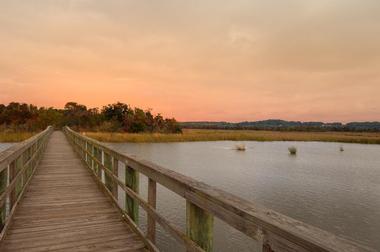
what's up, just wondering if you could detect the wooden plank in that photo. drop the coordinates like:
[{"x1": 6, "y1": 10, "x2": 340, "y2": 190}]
[
  {"x1": 0, "y1": 131, "x2": 146, "y2": 252},
  {"x1": 64, "y1": 126, "x2": 376, "y2": 252},
  {"x1": 125, "y1": 165, "x2": 139, "y2": 223}
]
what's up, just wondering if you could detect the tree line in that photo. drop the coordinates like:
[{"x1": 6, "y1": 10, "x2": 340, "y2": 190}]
[
  {"x1": 0, "y1": 102, "x2": 182, "y2": 133},
  {"x1": 181, "y1": 119, "x2": 380, "y2": 132}
]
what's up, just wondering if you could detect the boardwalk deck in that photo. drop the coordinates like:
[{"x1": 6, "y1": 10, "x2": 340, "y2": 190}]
[
  {"x1": 0, "y1": 128, "x2": 374, "y2": 252},
  {"x1": 0, "y1": 131, "x2": 146, "y2": 252}
]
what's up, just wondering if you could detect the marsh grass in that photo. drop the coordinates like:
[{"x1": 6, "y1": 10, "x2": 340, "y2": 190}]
[
  {"x1": 288, "y1": 146, "x2": 297, "y2": 155},
  {"x1": 235, "y1": 144, "x2": 246, "y2": 151},
  {"x1": 0, "y1": 132, "x2": 35, "y2": 142},
  {"x1": 83, "y1": 129, "x2": 380, "y2": 144}
]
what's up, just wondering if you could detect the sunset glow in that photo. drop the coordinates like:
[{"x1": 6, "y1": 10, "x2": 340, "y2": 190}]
[{"x1": 1, "y1": 1, "x2": 379, "y2": 122}]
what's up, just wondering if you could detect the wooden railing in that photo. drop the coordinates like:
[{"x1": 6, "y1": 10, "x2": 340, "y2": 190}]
[
  {"x1": 0, "y1": 126, "x2": 53, "y2": 240},
  {"x1": 64, "y1": 126, "x2": 375, "y2": 252}
]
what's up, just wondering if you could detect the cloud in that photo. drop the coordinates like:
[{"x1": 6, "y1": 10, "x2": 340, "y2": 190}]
[{"x1": 0, "y1": 0, "x2": 379, "y2": 121}]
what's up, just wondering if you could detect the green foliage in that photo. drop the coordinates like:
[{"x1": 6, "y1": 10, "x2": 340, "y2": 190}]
[{"x1": 0, "y1": 101, "x2": 181, "y2": 134}]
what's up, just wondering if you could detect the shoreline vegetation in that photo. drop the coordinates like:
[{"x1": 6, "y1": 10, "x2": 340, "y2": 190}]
[
  {"x1": 2, "y1": 129, "x2": 380, "y2": 144},
  {"x1": 0, "y1": 132, "x2": 35, "y2": 142},
  {"x1": 83, "y1": 129, "x2": 380, "y2": 144}
]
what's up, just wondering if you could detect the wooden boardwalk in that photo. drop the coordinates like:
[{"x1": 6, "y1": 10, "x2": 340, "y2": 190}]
[
  {"x1": 0, "y1": 131, "x2": 146, "y2": 252},
  {"x1": 0, "y1": 127, "x2": 374, "y2": 252}
]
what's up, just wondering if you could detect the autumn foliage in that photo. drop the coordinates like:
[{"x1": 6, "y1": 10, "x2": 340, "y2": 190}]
[{"x1": 0, "y1": 102, "x2": 181, "y2": 133}]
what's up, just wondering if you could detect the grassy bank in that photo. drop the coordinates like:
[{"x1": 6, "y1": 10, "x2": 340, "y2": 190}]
[
  {"x1": 83, "y1": 129, "x2": 380, "y2": 144},
  {"x1": 0, "y1": 132, "x2": 35, "y2": 142}
]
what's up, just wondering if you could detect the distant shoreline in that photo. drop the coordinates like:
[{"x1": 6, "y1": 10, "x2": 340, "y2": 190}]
[
  {"x1": 2, "y1": 129, "x2": 380, "y2": 144},
  {"x1": 83, "y1": 129, "x2": 380, "y2": 144}
]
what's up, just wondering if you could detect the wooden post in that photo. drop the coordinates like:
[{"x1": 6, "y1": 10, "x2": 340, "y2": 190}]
[
  {"x1": 91, "y1": 144, "x2": 95, "y2": 171},
  {"x1": 125, "y1": 165, "x2": 139, "y2": 223},
  {"x1": 85, "y1": 141, "x2": 88, "y2": 163},
  {"x1": 147, "y1": 178, "x2": 157, "y2": 243},
  {"x1": 186, "y1": 201, "x2": 214, "y2": 252},
  {"x1": 8, "y1": 161, "x2": 16, "y2": 209},
  {"x1": 15, "y1": 156, "x2": 23, "y2": 197},
  {"x1": 0, "y1": 168, "x2": 7, "y2": 230},
  {"x1": 112, "y1": 157, "x2": 118, "y2": 199},
  {"x1": 94, "y1": 147, "x2": 102, "y2": 178},
  {"x1": 104, "y1": 152, "x2": 113, "y2": 192}
]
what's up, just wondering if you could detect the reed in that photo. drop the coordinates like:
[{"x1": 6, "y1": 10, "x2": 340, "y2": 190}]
[
  {"x1": 0, "y1": 132, "x2": 35, "y2": 142},
  {"x1": 82, "y1": 129, "x2": 380, "y2": 144},
  {"x1": 235, "y1": 144, "x2": 246, "y2": 151},
  {"x1": 288, "y1": 146, "x2": 297, "y2": 155}
]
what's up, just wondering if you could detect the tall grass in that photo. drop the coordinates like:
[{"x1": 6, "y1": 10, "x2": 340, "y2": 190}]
[
  {"x1": 0, "y1": 132, "x2": 35, "y2": 142},
  {"x1": 288, "y1": 146, "x2": 297, "y2": 155},
  {"x1": 83, "y1": 129, "x2": 380, "y2": 144},
  {"x1": 235, "y1": 144, "x2": 246, "y2": 151}
]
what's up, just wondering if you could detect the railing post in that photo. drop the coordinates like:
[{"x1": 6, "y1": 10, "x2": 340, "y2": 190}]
[
  {"x1": 8, "y1": 161, "x2": 16, "y2": 209},
  {"x1": 125, "y1": 164, "x2": 139, "y2": 223},
  {"x1": 94, "y1": 147, "x2": 102, "y2": 178},
  {"x1": 101, "y1": 150, "x2": 105, "y2": 184},
  {"x1": 85, "y1": 141, "x2": 88, "y2": 163},
  {"x1": 112, "y1": 157, "x2": 118, "y2": 199},
  {"x1": 147, "y1": 178, "x2": 157, "y2": 243},
  {"x1": 0, "y1": 168, "x2": 7, "y2": 230},
  {"x1": 104, "y1": 152, "x2": 115, "y2": 194},
  {"x1": 91, "y1": 144, "x2": 95, "y2": 170},
  {"x1": 186, "y1": 201, "x2": 214, "y2": 252}
]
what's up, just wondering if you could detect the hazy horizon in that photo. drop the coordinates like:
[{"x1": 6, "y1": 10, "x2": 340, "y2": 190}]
[{"x1": 1, "y1": 1, "x2": 379, "y2": 122}]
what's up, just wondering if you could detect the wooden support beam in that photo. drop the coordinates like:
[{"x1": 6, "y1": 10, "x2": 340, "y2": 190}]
[
  {"x1": 112, "y1": 157, "x2": 119, "y2": 198},
  {"x1": 186, "y1": 201, "x2": 214, "y2": 252},
  {"x1": 0, "y1": 168, "x2": 7, "y2": 231},
  {"x1": 125, "y1": 165, "x2": 139, "y2": 223},
  {"x1": 63, "y1": 126, "x2": 377, "y2": 252},
  {"x1": 147, "y1": 178, "x2": 157, "y2": 243},
  {"x1": 104, "y1": 152, "x2": 113, "y2": 192}
]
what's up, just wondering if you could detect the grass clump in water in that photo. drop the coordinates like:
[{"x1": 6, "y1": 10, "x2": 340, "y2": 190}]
[
  {"x1": 288, "y1": 146, "x2": 297, "y2": 155},
  {"x1": 235, "y1": 144, "x2": 246, "y2": 151}
]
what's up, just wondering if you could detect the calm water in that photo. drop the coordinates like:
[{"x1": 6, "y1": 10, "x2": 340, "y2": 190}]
[{"x1": 107, "y1": 141, "x2": 380, "y2": 251}]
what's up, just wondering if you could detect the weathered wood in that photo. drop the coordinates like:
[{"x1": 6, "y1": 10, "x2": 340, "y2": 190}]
[
  {"x1": 0, "y1": 131, "x2": 146, "y2": 252},
  {"x1": 74, "y1": 144, "x2": 203, "y2": 252},
  {"x1": 70, "y1": 140, "x2": 158, "y2": 252},
  {"x1": 186, "y1": 201, "x2": 214, "y2": 252},
  {"x1": 125, "y1": 165, "x2": 139, "y2": 223},
  {"x1": 147, "y1": 178, "x2": 157, "y2": 243},
  {"x1": 64, "y1": 126, "x2": 376, "y2": 252},
  {"x1": 103, "y1": 151, "x2": 113, "y2": 193},
  {"x1": 0, "y1": 127, "x2": 52, "y2": 173},
  {"x1": 0, "y1": 168, "x2": 6, "y2": 230},
  {"x1": 112, "y1": 157, "x2": 119, "y2": 198}
]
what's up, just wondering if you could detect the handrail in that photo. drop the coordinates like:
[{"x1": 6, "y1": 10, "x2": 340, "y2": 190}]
[
  {"x1": 0, "y1": 126, "x2": 53, "y2": 241},
  {"x1": 63, "y1": 126, "x2": 375, "y2": 252}
]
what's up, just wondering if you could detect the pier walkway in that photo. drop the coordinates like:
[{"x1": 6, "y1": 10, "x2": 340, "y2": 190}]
[
  {"x1": 0, "y1": 131, "x2": 145, "y2": 251},
  {"x1": 0, "y1": 127, "x2": 375, "y2": 252}
]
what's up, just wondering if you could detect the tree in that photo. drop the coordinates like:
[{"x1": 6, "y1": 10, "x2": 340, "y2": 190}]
[
  {"x1": 102, "y1": 102, "x2": 130, "y2": 123},
  {"x1": 64, "y1": 102, "x2": 89, "y2": 127}
]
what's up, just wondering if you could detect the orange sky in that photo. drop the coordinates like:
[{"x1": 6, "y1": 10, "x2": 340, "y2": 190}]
[{"x1": 0, "y1": 1, "x2": 379, "y2": 122}]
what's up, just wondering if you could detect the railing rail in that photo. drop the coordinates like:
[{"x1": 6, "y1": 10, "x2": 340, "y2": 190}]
[
  {"x1": 0, "y1": 126, "x2": 53, "y2": 240},
  {"x1": 64, "y1": 126, "x2": 375, "y2": 252}
]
